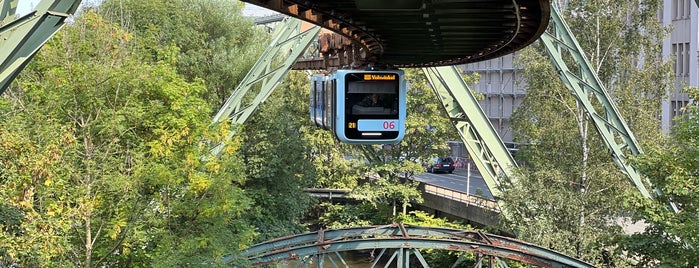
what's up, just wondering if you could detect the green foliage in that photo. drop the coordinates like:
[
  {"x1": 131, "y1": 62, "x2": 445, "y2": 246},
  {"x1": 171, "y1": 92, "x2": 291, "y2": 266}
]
[
  {"x1": 314, "y1": 202, "x2": 381, "y2": 229},
  {"x1": 565, "y1": 0, "x2": 672, "y2": 144},
  {"x1": 239, "y1": 71, "x2": 316, "y2": 241},
  {"x1": 503, "y1": 0, "x2": 672, "y2": 266},
  {"x1": 398, "y1": 68, "x2": 457, "y2": 162},
  {"x1": 619, "y1": 87, "x2": 699, "y2": 266},
  {"x1": 353, "y1": 175, "x2": 423, "y2": 218},
  {"x1": 1, "y1": 9, "x2": 254, "y2": 267},
  {"x1": 396, "y1": 210, "x2": 469, "y2": 229},
  {"x1": 0, "y1": 120, "x2": 75, "y2": 267},
  {"x1": 99, "y1": 0, "x2": 269, "y2": 108}
]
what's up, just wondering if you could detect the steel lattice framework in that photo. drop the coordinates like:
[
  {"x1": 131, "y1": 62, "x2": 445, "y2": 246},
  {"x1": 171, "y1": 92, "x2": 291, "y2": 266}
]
[{"x1": 231, "y1": 224, "x2": 594, "y2": 268}]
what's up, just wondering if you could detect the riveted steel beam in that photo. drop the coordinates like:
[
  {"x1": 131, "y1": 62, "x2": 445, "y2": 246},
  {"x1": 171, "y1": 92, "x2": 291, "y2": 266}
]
[
  {"x1": 539, "y1": 6, "x2": 676, "y2": 211},
  {"x1": 422, "y1": 66, "x2": 518, "y2": 200},
  {"x1": 209, "y1": 17, "x2": 320, "y2": 156},
  {"x1": 237, "y1": 225, "x2": 594, "y2": 268},
  {"x1": 0, "y1": 0, "x2": 82, "y2": 95}
]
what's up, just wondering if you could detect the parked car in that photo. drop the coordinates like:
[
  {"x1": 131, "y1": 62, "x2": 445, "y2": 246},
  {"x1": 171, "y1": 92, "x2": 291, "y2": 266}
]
[{"x1": 426, "y1": 157, "x2": 455, "y2": 173}]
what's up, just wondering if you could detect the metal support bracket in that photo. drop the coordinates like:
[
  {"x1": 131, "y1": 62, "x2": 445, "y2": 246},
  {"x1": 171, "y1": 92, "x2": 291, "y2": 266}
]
[
  {"x1": 422, "y1": 66, "x2": 518, "y2": 199},
  {"x1": 0, "y1": 0, "x2": 82, "y2": 95},
  {"x1": 209, "y1": 17, "x2": 320, "y2": 156},
  {"x1": 540, "y1": 6, "x2": 657, "y2": 200}
]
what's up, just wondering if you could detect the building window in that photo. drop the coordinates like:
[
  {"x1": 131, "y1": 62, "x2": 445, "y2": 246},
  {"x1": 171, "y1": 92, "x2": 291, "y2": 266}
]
[
  {"x1": 671, "y1": 100, "x2": 690, "y2": 120},
  {"x1": 678, "y1": 43, "x2": 684, "y2": 76},
  {"x1": 683, "y1": 42, "x2": 690, "y2": 77},
  {"x1": 671, "y1": 0, "x2": 676, "y2": 19},
  {"x1": 673, "y1": 0, "x2": 691, "y2": 19},
  {"x1": 672, "y1": 43, "x2": 690, "y2": 77},
  {"x1": 672, "y1": 43, "x2": 678, "y2": 76}
]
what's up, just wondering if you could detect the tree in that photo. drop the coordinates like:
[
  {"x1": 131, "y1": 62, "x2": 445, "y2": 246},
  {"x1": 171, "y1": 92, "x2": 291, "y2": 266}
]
[
  {"x1": 619, "y1": 87, "x2": 699, "y2": 266},
  {"x1": 238, "y1": 71, "x2": 316, "y2": 240},
  {"x1": 501, "y1": 0, "x2": 672, "y2": 265},
  {"x1": 1, "y1": 10, "x2": 254, "y2": 267},
  {"x1": 99, "y1": 0, "x2": 269, "y2": 108}
]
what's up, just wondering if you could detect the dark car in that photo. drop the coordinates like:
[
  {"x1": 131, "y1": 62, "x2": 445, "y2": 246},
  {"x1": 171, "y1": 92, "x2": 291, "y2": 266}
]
[{"x1": 426, "y1": 157, "x2": 456, "y2": 173}]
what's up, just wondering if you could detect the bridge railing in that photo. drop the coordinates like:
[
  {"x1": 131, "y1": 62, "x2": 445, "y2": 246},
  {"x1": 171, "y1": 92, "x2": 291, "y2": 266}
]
[
  {"x1": 420, "y1": 183, "x2": 499, "y2": 212},
  {"x1": 303, "y1": 182, "x2": 500, "y2": 212}
]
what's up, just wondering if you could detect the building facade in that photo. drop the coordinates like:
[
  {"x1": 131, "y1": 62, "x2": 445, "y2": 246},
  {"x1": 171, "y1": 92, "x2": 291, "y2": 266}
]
[{"x1": 662, "y1": 0, "x2": 698, "y2": 132}]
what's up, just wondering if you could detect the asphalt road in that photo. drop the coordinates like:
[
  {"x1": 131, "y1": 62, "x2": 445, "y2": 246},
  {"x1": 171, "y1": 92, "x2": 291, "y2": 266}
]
[{"x1": 413, "y1": 168, "x2": 495, "y2": 200}]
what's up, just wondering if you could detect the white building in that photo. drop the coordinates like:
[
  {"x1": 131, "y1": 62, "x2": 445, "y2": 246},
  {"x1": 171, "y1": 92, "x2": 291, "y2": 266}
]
[
  {"x1": 662, "y1": 0, "x2": 697, "y2": 132},
  {"x1": 453, "y1": 1, "x2": 698, "y2": 154},
  {"x1": 459, "y1": 53, "x2": 523, "y2": 143}
]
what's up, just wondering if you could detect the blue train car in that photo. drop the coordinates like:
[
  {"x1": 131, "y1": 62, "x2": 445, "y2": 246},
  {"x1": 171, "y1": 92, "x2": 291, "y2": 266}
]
[{"x1": 310, "y1": 69, "x2": 406, "y2": 144}]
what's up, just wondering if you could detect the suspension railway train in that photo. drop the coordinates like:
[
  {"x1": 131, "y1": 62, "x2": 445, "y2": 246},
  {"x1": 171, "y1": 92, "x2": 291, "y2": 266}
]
[{"x1": 310, "y1": 69, "x2": 406, "y2": 144}]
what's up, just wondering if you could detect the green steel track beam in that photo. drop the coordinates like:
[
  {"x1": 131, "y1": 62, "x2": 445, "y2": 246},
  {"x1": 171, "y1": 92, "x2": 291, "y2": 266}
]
[
  {"x1": 539, "y1": 7, "x2": 658, "y2": 201},
  {"x1": 210, "y1": 17, "x2": 320, "y2": 156},
  {"x1": 422, "y1": 66, "x2": 518, "y2": 199},
  {"x1": 0, "y1": 0, "x2": 82, "y2": 95}
]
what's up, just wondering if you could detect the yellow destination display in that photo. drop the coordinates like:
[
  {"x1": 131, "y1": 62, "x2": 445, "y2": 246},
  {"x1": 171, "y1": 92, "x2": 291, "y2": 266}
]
[{"x1": 363, "y1": 74, "x2": 396, "y2": 81}]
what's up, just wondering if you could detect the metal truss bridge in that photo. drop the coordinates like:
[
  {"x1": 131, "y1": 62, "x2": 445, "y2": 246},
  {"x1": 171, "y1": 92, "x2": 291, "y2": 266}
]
[{"x1": 232, "y1": 224, "x2": 593, "y2": 268}]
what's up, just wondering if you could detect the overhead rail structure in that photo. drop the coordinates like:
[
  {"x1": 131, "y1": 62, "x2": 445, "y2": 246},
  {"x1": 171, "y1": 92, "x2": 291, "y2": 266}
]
[
  {"x1": 232, "y1": 224, "x2": 595, "y2": 267},
  {"x1": 241, "y1": 0, "x2": 550, "y2": 68}
]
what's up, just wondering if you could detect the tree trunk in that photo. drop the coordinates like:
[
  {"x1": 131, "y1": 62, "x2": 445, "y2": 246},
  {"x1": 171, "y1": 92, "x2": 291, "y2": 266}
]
[
  {"x1": 82, "y1": 126, "x2": 95, "y2": 268},
  {"x1": 576, "y1": 104, "x2": 590, "y2": 258}
]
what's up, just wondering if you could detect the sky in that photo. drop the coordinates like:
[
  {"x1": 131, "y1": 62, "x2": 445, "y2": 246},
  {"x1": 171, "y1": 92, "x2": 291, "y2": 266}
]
[
  {"x1": 16, "y1": 0, "x2": 37, "y2": 16},
  {"x1": 16, "y1": 1, "x2": 277, "y2": 17}
]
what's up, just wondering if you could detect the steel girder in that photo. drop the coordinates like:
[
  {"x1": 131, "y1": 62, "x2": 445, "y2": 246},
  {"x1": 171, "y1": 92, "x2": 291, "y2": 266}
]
[
  {"x1": 0, "y1": 0, "x2": 82, "y2": 95},
  {"x1": 236, "y1": 224, "x2": 595, "y2": 268},
  {"x1": 209, "y1": 17, "x2": 320, "y2": 156},
  {"x1": 422, "y1": 66, "x2": 518, "y2": 199},
  {"x1": 539, "y1": 7, "x2": 665, "y2": 204}
]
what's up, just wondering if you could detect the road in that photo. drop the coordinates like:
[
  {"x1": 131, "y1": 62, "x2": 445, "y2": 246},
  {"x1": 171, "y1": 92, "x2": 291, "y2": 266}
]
[{"x1": 413, "y1": 168, "x2": 495, "y2": 200}]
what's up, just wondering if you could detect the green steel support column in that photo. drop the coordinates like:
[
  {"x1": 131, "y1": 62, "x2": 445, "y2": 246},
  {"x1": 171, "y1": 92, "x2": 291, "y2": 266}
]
[
  {"x1": 422, "y1": 66, "x2": 518, "y2": 199},
  {"x1": 0, "y1": 0, "x2": 82, "y2": 94},
  {"x1": 539, "y1": 7, "x2": 658, "y2": 201},
  {"x1": 209, "y1": 17, "x2": 320, "y2": 156}
]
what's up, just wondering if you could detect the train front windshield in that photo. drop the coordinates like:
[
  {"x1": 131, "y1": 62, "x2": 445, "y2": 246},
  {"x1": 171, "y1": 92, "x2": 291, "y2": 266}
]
[
  {"x1": 347, "y1": 81, "x2": 398, "y2": 116},
  {"x1": 343, "y1": 72, "x2": 401, "y2": 140}
]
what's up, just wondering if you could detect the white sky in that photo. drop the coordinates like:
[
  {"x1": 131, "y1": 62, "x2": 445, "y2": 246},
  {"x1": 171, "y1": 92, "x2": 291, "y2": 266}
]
[
  {"x1": 241, "y1": 3, "x2": 277, "y2": 17},
  {"x1": 16, "y1": 0, "x2": 37, "y2": 16},
  {"x1": 16, "y1": 1, "x2": 277, "y2": 17}
]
